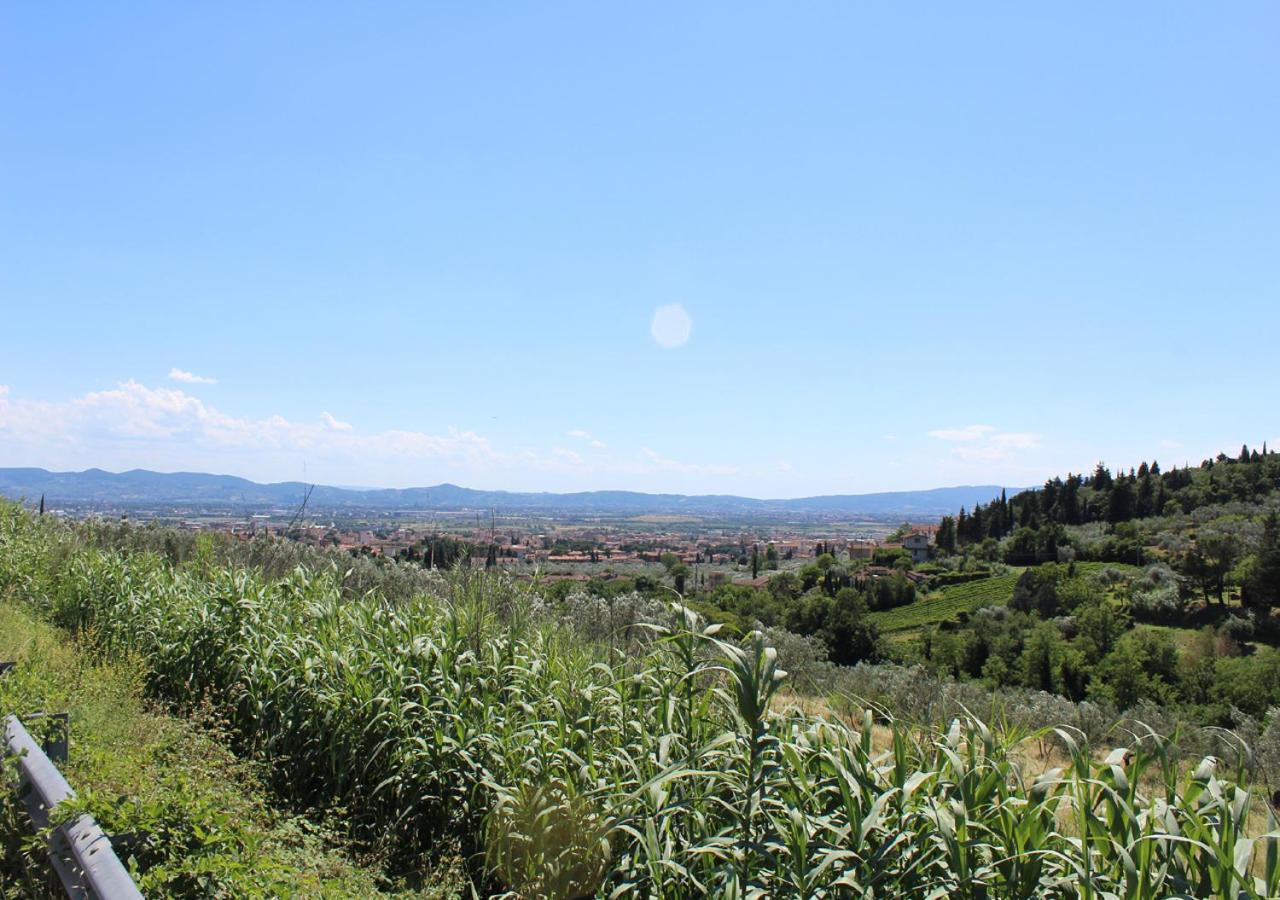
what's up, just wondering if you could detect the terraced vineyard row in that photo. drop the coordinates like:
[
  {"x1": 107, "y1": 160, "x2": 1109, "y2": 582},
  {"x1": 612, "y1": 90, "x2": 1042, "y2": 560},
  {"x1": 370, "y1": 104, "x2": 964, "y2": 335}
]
[
  {"x1": 870, "y1": 562, "x2": 1141, "y2": 634},
  {"x1": 870, "y1": 572, "x2": 1022, "y2": 632}
]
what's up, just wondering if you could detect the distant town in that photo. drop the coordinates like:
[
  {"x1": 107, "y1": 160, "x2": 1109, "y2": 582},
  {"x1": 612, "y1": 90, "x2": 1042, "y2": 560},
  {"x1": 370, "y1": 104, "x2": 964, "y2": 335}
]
[
  {"x1": 0, "y1": 467, "x2": 999, "y2": 589},
  {"x1": 27, "y1": 496, "x2": 942, "y2": 588}
]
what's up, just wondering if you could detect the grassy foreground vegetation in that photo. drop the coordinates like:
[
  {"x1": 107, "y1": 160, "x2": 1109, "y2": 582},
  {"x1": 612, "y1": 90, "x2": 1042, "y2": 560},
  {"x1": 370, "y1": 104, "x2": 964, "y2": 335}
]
[
  {"x1": 0, "y1": 602, "x2": 412, "y2": 897},
  {"x1": 2, "y1": 502, "x2": 1279, "y2": 897}
]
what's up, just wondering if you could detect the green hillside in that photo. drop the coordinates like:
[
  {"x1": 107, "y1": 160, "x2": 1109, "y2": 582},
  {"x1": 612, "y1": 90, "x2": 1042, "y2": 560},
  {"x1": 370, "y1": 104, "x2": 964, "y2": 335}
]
[{"x1": 2, "y1": 503, "x2": 1277, "y2": 897}]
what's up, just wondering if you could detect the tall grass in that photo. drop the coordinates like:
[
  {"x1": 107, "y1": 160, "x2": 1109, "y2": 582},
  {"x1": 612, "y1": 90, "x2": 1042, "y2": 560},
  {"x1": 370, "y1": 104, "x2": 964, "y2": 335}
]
[
  {"x1": 2, "y1": 503, "x2": 1278, "y2": 897},
  {"x1": 0, "y1": 599, "x2": 414, "y2": 896}
]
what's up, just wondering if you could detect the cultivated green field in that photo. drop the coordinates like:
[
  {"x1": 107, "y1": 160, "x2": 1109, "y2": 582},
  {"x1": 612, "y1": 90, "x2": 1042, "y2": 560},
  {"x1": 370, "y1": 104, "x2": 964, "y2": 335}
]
[
  {"x1": 870, "y1": 562, "x2": 1142, "y2": 634},
  {"x1": 870, "y1": 572, "x2": 1022, "y2": 633}
]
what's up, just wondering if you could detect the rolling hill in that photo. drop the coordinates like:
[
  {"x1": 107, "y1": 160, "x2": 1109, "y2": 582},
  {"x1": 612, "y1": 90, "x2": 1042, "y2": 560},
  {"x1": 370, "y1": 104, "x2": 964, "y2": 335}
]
[{"x1": 0, "y1": 467, "x2": 1018, "y2": 518}]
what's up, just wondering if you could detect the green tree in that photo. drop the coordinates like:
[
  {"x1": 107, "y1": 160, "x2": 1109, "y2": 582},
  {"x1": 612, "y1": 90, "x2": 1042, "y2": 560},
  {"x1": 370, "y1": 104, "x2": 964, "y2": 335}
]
[
  {"x1": 1075, "y1": 599, "x2": 1129, "y2": 662},
  {"x1": 887, "y1": 522, "x2": 914, "y2": 542},
  {"x1": 671, "y1": 563, "x2": 690, "y2": 595},
  {"x1": 783, "y1": 590, "x2": 832, "y2": 636},
  {"x1": 1020, "y1": 623, "x2": 1064, "y2": 693},
  {"x1": 1107, "y1": 481, "x2": 1135, "y2": 524},
  {"x1": 936, "y1": 516, "x2": 957, "y2": 555},
  {"x1": 1010, "y1": 565, "x2": 1070, "y2": 618},
  {"x1": 822, "y1": 589, "x2": 881, "y2": 665},
  {"x1": 1243, "y1": 512, "x2": 1280, "y2": 611},
  {"x1": 1090, "y1": 630, "x2": 1180, "y2": 709},
  {"x1": 1210, "y1": 650, "x2": 1280, "y2": 719},
  {"x1": 764, "y1": 543, "x2": 779, "y2": 570},
  {"x1": 767, "y1": 571, "x2": 802, "y2": 603},
  {"x1": 1179, "y1": 531, "x2": 1240, "y2": 604}
]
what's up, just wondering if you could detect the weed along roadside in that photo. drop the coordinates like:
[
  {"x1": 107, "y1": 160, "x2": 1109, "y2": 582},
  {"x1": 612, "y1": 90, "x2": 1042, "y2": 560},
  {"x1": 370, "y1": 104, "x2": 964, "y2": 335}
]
[
  {"x1": 0, "y1": 596, "x2": 419, "y2": 897},
  {"x1": 3, "y1": 709, "x2": 143, "y2": 899}
]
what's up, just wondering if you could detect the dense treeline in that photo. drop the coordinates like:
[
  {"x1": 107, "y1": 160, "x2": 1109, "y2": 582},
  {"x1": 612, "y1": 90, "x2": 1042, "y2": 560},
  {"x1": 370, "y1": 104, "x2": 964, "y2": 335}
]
[
  {"x1": 542, "y1": 552, "x2": 914, "y2": 667},
  {"x1": 941, "y1": 444, "x2": 1277, "y2": 556},
  {"x1": 951, "y1": 444, "x2": 1279, "y2": 541}
]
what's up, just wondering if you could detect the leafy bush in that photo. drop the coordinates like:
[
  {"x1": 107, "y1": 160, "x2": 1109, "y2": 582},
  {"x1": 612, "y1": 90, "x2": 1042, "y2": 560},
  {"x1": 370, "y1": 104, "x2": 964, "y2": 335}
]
[
  {"x1": 922, "y1": 569, "x2": 993, "y2": 589},
  {"x1": 1127, "y1": 563, "x2": 1187, "y2": 622}
]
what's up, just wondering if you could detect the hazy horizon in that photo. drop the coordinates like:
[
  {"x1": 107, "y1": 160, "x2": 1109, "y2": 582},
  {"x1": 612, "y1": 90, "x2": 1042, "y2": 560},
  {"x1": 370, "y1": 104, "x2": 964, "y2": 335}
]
[{"x1": 0, "y1": 462, "x2": 1030, "y2": 501}]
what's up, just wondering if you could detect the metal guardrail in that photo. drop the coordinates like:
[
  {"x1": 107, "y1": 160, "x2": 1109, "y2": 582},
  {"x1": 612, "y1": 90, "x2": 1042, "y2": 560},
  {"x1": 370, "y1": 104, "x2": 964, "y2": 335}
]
[{"x1": 3, "y1": 713, "x2": 144, "y2": 899}]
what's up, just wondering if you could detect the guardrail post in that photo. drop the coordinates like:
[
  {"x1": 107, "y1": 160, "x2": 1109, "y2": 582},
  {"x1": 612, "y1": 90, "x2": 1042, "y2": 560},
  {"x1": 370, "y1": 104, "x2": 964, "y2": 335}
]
[
  {"x1": 24, "y1": 711, "x2": 71, "y2": 764},
  {"x1": 3, "y1": 713, "x2": 143, "y2": 899}
]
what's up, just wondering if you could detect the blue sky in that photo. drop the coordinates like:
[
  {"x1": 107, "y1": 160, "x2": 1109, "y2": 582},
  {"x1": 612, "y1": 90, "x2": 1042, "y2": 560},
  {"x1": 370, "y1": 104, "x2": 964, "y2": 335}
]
[{"x1": 2, "y1": 3, "x2": 1277, "y2": 496}]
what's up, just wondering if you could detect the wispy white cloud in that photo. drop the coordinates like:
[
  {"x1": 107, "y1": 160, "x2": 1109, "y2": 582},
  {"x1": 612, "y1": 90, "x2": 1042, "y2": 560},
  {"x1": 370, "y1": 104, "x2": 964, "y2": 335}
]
[
  {"x1": 322, "y1": 412, "x2": 352, "y2": 432},
  {"x1": 553, "y1": 447, "x2": 584, "y2": 465},
  {"x1": 567, "y1": 428, "x2": 606, "y2": 449},
  {"x1": 0, "y1": 380, "x2": 499, "y2": 469},
  {"x1": 928, "y1": 424, "x2": 1042, "y2": 463},
  {"x1": 168, "y1": 368, "x2": 217, "y2": 385},
  {"x1": 0, "y1": 381, "x2": 750, "y2": 490},
  {"x1": 928, "y1": 425, "x2": 996, "y2": 442},
  {"x1": 639, "y1": 447, "x2": 739, "y2": 477}
]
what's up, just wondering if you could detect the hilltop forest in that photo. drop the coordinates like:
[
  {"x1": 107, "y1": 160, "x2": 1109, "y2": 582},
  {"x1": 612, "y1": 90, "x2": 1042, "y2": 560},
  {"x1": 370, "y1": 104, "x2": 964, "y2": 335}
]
[{"x1": 938, "y1": 443, "x2": 1280, "y2": 583}]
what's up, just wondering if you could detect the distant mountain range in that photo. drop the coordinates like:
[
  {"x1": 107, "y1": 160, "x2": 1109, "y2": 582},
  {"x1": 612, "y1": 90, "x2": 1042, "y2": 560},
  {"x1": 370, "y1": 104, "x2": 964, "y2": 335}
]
[{"x1": 0, "y1": 467, "x2": 1018, "y2": 519}]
